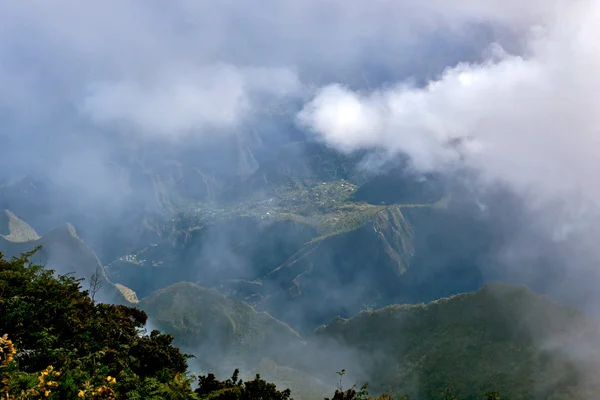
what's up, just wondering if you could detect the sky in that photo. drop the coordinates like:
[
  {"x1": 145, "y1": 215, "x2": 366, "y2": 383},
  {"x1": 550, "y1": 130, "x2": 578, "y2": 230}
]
[
  {"x1": 0, "y1": 0, "x2": 550, "y2": 142},
  {"x1": 299, "y1": 0, "x2": 600, "y2": 200},
  {"x1": 0, "y1": 0, "x2": 505, "y2": 200},
  {"x1": 0, "y1": 1, "x2": 588, "y2": 183}
]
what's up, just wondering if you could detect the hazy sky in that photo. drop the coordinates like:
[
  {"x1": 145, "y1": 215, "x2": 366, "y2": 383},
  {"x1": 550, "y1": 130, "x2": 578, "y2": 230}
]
[
  {"x1": 299, "y1": 0, "x2": 600, "y2": 201},
  {"x1": 0, "y1": 0, "x2": 545, "y2": 140},
  {"x1": 1, "y1": 0, "x2": 598, "y2": 239}
]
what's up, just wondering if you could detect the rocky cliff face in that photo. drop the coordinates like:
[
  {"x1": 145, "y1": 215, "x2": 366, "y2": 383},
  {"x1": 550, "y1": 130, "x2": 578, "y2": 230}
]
[{"x1": 0, "y1": 209, "x2": 40, "y2": 242}]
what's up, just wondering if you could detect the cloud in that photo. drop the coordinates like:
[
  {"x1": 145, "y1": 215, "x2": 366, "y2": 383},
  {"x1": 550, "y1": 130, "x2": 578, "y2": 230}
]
[
  {"x1": 81, "y1": 64, "x2": 302, "y2": 136},
  {"x1": 0, "y1": 0, "x2": 565, "y2": 141},
  {"x1": 299, "y1": 0, "x2": 600, "y2": 198},
  {"x1": 0, "y1": 0, "x2": 591, "y2": 215},
  {"x1": 294, "y1": 0, "x2": 600, "y2": 314}
]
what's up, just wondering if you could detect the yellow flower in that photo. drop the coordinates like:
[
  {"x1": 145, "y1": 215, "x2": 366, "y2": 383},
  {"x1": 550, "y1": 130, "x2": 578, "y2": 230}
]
[
  {"x1": 44, "y1": 390, "x2": 50, "y2": 397},
  {"x1": 78, "y1": 390, "x2": 85, "y2": 398},
  {"x1": 106, "y1": 376, "x2": 116, "y2": 385}
]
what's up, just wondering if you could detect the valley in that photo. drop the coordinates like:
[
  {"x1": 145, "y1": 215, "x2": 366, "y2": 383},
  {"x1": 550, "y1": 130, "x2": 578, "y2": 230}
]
[
  {"x1": 1, "y1": 147, "x2": 598, "y2": 399},
  {"x1": 1, "y1": 2, "x2": 598, "y2": 398}
]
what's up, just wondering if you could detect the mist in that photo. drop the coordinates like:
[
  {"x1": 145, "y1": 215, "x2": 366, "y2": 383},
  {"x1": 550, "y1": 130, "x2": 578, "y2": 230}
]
[
  {"x1": 0, "y1": 0, "x2": 513, "y2": 270},
  {"x1": 2, "y1": 0, "x2": 600, "y2": 398},
  {"x1": 299, "y1": 0, "x2": 600, "y2": 307}
]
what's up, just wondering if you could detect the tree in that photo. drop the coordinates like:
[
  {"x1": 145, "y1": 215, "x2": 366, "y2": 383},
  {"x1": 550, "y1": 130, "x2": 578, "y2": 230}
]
[
  {"x1": 485, "y1": 392, "x2": 501, "y2": 400},
  {"x1": 0, "y1": 250, "x2": 195, "y2": 399},
  {"x1": 88, "y1": 265, "x2": 103, "y2": 303},
  {"x1": 195, "y1": 369, "x2": 291, "y2": 400}
]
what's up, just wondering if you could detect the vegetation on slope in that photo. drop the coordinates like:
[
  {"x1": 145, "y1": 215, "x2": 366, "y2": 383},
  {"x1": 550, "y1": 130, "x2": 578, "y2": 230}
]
[
  {"x1": 0, "y1": 249, "x2": 195, "y2": 399},
  {"x1": 139, "y1": 282, "x2": 305, "y2": 374},
  {"x1": 316, "y1": 283, "x2": 600, "y2": 400},
  {"x1": 0, "y1": 249, "x2": 396, "y2": 400},
  {"x1": 0, "y1": 249, "x2": 309, "y2": 400},
  {"x1": 1, "y1": 248, "x2": 568, "y2": 400},
  {"x1": 244, "y1": 359, "x2": 330, "y2": 400}
]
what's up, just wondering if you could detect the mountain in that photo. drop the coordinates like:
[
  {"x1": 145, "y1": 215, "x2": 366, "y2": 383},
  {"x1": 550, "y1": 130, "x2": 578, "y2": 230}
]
[
  {"x1": 0, "y1": 177, "x2": 60, "y2": 233},
  {"x1": 105, "y1": 178, "x2": 428, "y2": 331},
  {"x1": 0, "y1": 209, "x2": 40, "y2": 242},
  {"x1": 6, "y1": 136, "x2": 598, "y2": 398},
  {"x1": 103, "y1": 168, "x2": 524, "y2": 333},
  {"x1": 139, "y1": 282, "x2": 305, "y2": 375},
  {"x1": 0, "y1": 211, "x2": 136, "y2": 304},
  {"x1": 314, "y1": 282, "x2": 600, "y2": 400},
  {"x1": 255, "y1": 205, "x2": 414, "y2": 328},
  {"x1": 138, "y1": 279, "x2": 600, "y2": 399},
  {"x1": 10, "y1": 221, "x2": 574, "y2": 400},
  {"x1": 0, "y1": 139, "x2": 514, "y2": 332}
]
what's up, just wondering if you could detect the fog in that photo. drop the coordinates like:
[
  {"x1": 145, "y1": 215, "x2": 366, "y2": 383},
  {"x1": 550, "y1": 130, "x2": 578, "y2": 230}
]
[{"x1": 2, "y1": 0, "x2": 600, "y2": 397}]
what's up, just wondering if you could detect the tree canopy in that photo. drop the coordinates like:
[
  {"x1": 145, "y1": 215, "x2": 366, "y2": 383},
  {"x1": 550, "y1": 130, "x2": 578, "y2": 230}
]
[{"x1": 0, "y1": 249, "x2": 194, "y2": 399}]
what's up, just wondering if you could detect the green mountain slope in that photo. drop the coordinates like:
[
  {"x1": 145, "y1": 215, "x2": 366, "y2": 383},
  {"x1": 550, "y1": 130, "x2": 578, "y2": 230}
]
[
  {"x1": 314, "y1": 282, "x2": 600, "y2": 400},
  {"x1": 139, "y1": 282, "x2": 306, "y2": 375}
]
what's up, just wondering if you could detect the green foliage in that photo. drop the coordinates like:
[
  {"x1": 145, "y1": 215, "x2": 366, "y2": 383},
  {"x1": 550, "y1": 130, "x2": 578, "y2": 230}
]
[
  {"x1": 324, "y1": 370, "x2": 370, "y2": 400},
  {"x1": 195, "y1": 369, "x2": 292, "y2": 400},
  {"x1": 322, "y1": 370, "x2": 500, "y2": 400},
  {"x1": 138, "y1": 282, "x2": 304, "y2": 374},
  {"x1": 0, "y1": 249, "x2": 195, "y2": 399},
  {"x1": 316, "y1": 283, "x2": 599, "y2": 399},
  {"x1": 484, "y1": 392, "x2": 501, "y2": 400}
]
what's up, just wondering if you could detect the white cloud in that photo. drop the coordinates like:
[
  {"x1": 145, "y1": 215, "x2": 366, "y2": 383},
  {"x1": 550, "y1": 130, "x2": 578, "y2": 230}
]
[
  {"x1": 81, "y1": 64, "x2": 302, "y2": 136},
  {"x1": 0, "y1": 0, "x2": 592, "y2": 202},
  {"x1": 0, "y1": 0, "x2": 568, "y2": 140},
  {"x1": 299, "y1": 0, "x2": 600, "y2": 197}
]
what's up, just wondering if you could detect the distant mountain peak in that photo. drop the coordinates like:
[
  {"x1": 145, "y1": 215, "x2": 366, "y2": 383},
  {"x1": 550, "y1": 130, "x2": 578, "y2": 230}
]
[
  {"x1": 0, "y1": 209, "x2": 40, "y2": 242},
  {"x1": 45, "y1": 222, "x2": 80, "y2": 240}
]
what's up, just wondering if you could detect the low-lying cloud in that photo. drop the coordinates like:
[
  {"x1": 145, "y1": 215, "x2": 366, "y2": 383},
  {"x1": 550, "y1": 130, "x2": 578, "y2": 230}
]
[
  {"x1": 82, "y1": 64, "x2": 302, "y2": 136},
  {"x1": 299, "y1": 0, "x2": 600, "y2": 199}
]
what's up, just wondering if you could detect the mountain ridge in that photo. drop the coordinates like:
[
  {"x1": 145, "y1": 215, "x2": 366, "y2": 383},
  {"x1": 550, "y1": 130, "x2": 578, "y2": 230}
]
[{"x1": 0, "y1": 213, "x2": 135, "y2": 305}]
